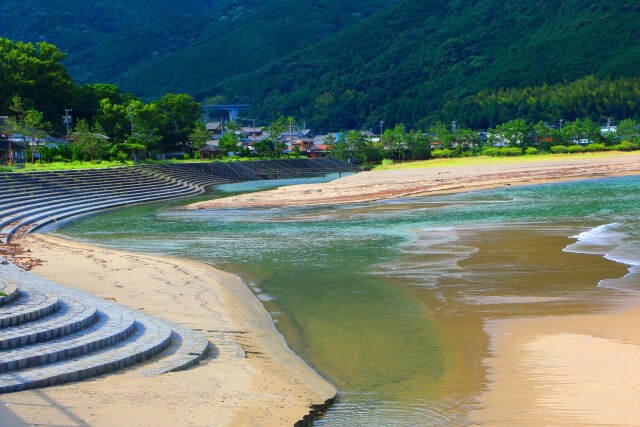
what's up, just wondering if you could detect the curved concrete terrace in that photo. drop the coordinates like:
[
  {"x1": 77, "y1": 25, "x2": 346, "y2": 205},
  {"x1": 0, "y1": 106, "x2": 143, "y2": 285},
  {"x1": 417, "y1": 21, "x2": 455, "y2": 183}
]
[{"x1": 0, "y1": 160, "x2": 352, "y2": 395}]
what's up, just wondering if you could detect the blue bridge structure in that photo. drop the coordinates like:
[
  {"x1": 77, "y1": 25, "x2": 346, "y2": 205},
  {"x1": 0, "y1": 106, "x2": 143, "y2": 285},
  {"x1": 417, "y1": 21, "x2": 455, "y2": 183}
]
[{"x1": 201, "y1": 104, "x2": 251, "y2": 122}]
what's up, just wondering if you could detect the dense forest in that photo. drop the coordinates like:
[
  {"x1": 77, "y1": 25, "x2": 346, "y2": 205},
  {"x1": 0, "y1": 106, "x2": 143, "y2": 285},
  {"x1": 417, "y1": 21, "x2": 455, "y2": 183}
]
[
  {"x1": 2, "y1": 36, "x2": 640, "y2": 168},
  {"x1": 0, "y1": 0, "x2": 397, "y2": 99},
  {"x1": 214, "y1": 0, "x2": 640, "y2": 130},
  {"x1": 2, "y1": 1, "x2": 640, "y2": 131}
]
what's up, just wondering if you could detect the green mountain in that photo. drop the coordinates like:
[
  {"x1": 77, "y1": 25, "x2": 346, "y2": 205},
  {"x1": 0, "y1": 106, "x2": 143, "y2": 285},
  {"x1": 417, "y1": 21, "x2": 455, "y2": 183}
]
[
  {"x1": 0, "y1": 0, "x2": 396, "y2": 98},
  {"x1": 213, "y1": 0, "x2": 640, "y2": 130},
  {"x1": 2, "y1": 0, "x2": 640, "y2": 130}
]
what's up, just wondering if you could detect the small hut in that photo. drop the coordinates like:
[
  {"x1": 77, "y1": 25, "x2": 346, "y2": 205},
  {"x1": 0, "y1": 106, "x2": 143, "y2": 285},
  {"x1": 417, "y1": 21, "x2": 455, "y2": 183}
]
[{"x1": 199, "y1": 145, "x2": 223, "y2": 160}]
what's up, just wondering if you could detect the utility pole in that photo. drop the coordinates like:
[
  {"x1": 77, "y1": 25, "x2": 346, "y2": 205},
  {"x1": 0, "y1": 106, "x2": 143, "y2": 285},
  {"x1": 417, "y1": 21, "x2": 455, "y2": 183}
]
[
  {"x1": 128, "y1": 104, "x2": 135, "y2": 134},
  {"x1": 238, "y1": 117, "x2": 257, "y2": 143},
  {"x1": 379, "y1": 121, "x2": 384, "y2": 136},
  {"x1": 452, "y1": 120, "x2": 457, "y2": 148},
  {"x1": 559, "y1": 119, "x2": 563, "y2": 130},
  {"x1": 607, "y1": 117, "x2": 612, "y2": 131},
  {"x1": 63, "y1": 109, "x2": 73, "y2": 143}
]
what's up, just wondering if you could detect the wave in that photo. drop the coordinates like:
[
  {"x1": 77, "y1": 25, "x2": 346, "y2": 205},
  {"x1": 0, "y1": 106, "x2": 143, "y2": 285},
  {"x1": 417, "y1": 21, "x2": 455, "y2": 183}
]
[{"x1": 563, "y1": 223, "x2": 640, "y2": 291}]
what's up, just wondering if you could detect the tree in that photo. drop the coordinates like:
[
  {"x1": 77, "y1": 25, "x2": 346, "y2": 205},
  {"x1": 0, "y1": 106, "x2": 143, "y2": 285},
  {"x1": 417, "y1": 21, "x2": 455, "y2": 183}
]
[
  {"x1": 72, "y1": 119, "x2": 109, "y2": 161},
  {"x1": 218, "y1": 132, "x2": 240, "y2": 156},
  {"x1": 428, "y1": 121, "x2": 454, "y2": 150},
  {"x1": 189, "y1": 120, "x2": 211, "y2": 154},
  {"x1": 381, "y1": 124, "x2": 408, "y2": 160},
  {"x1": 332, "y1": 130, "x2": 368, "y2": 163},
  {"x1": 532, "y1": 121, "x2": 555, "y2": 151},
  {"x1": 615, "y1": 119, "x2": 638, "y2": 143},
  {"x1": 490, "y1": 119, "x2": 531, "y2": 149},
  {"x1": 95, "y1": 98, "x2": 130, "y2": 144},
  {"x1": 408, "y1": 130, "x2": 431, "y2": 160},
  {"x1": 561, "y1": 118, "x2": 601, "y2": 145},
  {"x1": 0, "y1": 39, "x2": 75, "y2": 123},
  {"x1": 456, "y1": 128, "x2": 479, "y2": 154},
  {"x1": 157, "y1": 93, "x2": 201, "y2": 152},
  {"x1": 23, "y1": 109, "x2": 50, "y2": 163}
]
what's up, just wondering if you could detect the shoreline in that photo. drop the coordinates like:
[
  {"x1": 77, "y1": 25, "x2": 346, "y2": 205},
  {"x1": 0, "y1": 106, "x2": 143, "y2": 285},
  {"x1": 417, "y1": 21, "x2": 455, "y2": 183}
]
[
  {"x1": 471, "y1": 292, "x2": 640, "y2": 425},
  {"x1": 1, "y1": 234, "x2": 336, "y2": 426},
  {"x1": 3, "y1": 154, "x2": 640, "y2": 425},
  {"x1": 187, "y1": 152, "x2": 640, "y2": 209}
]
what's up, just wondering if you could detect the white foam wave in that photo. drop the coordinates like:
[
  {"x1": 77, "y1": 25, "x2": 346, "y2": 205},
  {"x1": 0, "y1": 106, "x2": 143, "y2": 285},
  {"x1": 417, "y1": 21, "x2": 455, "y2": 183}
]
[{"x1": 564, "y1": 223, "x2": 640, "y2": 291}]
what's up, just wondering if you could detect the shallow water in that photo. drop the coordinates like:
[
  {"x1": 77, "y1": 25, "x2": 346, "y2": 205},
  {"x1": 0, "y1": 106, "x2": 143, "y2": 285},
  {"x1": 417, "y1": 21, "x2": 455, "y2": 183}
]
[{"x1": 49, "y1": 175, "x2": 640, "y2": 425}]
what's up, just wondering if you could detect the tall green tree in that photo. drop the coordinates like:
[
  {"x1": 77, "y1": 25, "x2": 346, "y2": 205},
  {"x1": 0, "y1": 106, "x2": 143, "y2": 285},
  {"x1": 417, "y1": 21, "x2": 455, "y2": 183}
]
[
  {"x1": 157, "y1": 93, "x2": 201, "y2": 152},
  {"x1": 0, "y1": 38, "x2": 75, "y2": 122},
  {"x1": 490, "y1": 119, "x2": 531, "y2": 149},
  {"x1": 615, "y1": 119, "x2": 638, "y2": 143}
]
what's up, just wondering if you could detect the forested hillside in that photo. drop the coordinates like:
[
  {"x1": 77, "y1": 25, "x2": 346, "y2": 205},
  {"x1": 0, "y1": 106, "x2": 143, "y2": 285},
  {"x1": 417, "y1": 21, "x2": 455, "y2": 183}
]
[
  {"x1": 0, "y1": 0, "x2": 396, "y2": 98},
  {"x1": 2, "y1": 0, "x2": 640, "y2": 130},
  {"x1": 214, "y1": 0, "x2": 640, "y2": 130}
]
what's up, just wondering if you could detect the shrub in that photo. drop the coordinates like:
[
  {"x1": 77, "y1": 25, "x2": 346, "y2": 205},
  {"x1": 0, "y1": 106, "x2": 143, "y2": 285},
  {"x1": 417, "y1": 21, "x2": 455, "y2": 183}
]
[
  {"x1": 502, "y1": 147, "x2": 521, "y2": 156},
  {"x1": 183, "y1": 154, "x2": 191, "y2": 160},
  {"x1": 0, "y1": 166, "x2": 11, "y2": 172},
  {"x1": 381, "y1": 158, "x2": 395, "y2": 166},
  {"x1": 612, "y1": 141, "x2": 637, "y2": 151},
  {"x1": 567, "y1": 145, "x2": 585, "y2": 153},
  {"x1": 431, "y1": 148, "x2": 454, "y2": 158},
  {"x1": 52, "y1": 155, "x2": 69, "y2": 163},
  {"x1": 483, "y1": 147, "x2": 521, "y2": 156},
  {"x1": 551, "y1": 145, "x2": 568, "y2": 154},
  {"x1": 583, "y1": 143, "x2": 606, "y2": 152},
  {"x1": 116, "y1": 151, "x2": 129, "y2": 163},
  {"x1": 525, "y1": 147, "x2": 538, "y2": 155}
]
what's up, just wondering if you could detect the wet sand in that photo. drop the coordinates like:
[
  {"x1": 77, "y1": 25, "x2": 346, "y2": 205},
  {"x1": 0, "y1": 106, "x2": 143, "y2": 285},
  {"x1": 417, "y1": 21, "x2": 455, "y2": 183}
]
[
  {"x1": 456, "y1": 228, "x2": 640, "y2": 426},
  {"x1": 0, "y1": 235, "x2": 335, "y2": 427},
  {"x1": 188, "y1": 152, "x2": 640, "y2": 209},
  {"x1": 3, "y1": 154, "x2": 640, "y2": 426}
]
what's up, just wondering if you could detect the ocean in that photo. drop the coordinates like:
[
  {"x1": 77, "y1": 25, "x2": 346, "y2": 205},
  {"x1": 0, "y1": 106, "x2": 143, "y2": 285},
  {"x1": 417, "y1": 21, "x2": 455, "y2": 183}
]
[{"x1": 49, "y1": 174, "x2": 640, "y2": 425}]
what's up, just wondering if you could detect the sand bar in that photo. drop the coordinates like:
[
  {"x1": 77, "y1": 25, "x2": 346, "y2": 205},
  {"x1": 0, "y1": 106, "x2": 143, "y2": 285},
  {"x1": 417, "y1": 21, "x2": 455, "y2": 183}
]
[
  {"x1": 188, "y1": 152, "x2": 640, "y2": 209},
  {"x1": 0, "y1": 234, "x2": 335, "y2": 427},
  {"x1": 187, "y1": 152, "x2": 640, "y2": 425},
  {"x1": 471, "y1": 295, "x2": 640, "y2": 425},
  {"x1": 3, "y1": 153, "x2": 640, "y2": 426}
]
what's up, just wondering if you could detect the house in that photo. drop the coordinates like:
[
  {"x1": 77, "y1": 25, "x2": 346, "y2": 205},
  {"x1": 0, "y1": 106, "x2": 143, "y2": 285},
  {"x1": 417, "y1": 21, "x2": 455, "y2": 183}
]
[
  {"x1": 0, "y1": 136, "x2": 27, "y2": 166},
  {"x1": 601, "y1": 125, "x2": 617, "y2": 135},
  {"x1": 240, "y1": 126, "x2": 263, "y2": 143},
  {"x1": 206, "y1": 121, "x2": 224, "y2": 135}
]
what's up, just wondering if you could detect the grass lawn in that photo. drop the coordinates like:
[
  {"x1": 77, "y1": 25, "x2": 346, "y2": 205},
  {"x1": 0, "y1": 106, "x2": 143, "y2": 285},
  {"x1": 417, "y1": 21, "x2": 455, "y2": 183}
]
[{"x1": 373, "y1": 151, "x2": 638, "y2": 171}]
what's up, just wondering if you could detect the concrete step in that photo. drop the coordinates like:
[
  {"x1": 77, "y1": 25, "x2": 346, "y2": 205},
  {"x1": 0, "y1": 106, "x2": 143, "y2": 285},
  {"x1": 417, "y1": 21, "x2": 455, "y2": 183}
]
[
  {"x1": 0, "y1": 281, "x2": 20, "y2": 306},
  {"x1": 0, "y1": 310, "x2": 136, "y2": 373},
  {"x1": 0, "y1": 316, "x2": 172, "y2": 393},
  {"x1": 135, "y1": 324, "x2": 210, "y2": 377},
  {"x1": 0, "y1": 301, "x2": 98, "y2": 350},
  {"x1": 0, "y1": 289, "x2": 60, "y2": 328}
]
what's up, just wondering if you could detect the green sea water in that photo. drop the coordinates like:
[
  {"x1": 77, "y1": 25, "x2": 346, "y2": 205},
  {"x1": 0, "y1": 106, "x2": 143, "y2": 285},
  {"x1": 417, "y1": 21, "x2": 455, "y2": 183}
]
[{"x1": 48, "y1": 174, "x2": 640, "y2": 425}]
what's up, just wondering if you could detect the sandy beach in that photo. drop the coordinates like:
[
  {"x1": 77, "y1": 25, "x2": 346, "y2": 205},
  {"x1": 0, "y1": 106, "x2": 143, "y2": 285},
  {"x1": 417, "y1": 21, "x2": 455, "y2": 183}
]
[
  {"x1": 470, "y1": 295, "x2": 640, "y2": 425},
  {"x1": 189, "y1": 152, "x2": 640, "y2": 209},
  {"x1": 3, "y1": 152, "x2": 640, "y2": 426},
  {"x1": 184, "y1": 152, "x2": 640, "y2": 425},
  {"x1": 0, "y1": 234, "x2": 336, "y2": 427}
]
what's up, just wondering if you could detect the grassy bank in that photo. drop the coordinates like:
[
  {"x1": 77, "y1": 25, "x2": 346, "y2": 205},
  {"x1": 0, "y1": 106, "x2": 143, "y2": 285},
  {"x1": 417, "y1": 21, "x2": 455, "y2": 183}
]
[{"x1": 373, "y1": 151, "x2": 635, "y2": 171}]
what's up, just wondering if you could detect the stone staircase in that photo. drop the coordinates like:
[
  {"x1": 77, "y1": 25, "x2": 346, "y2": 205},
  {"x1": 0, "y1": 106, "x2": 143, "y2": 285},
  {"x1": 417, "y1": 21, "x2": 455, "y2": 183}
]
[
  {"x1": 0, "y1": 257, "x2": 209, "y2": 393},
  {"x1": 0, "y1": 164, "x2": 229, "y2": 393},
  {"x1": 0, "y1": 164, "x2": 229, "y2": 244}
]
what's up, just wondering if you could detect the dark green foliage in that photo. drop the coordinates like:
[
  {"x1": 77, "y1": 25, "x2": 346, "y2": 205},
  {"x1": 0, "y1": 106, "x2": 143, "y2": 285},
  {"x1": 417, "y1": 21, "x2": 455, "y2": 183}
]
[
  {"x1": 0, "y1": 0, "x2": 396, "y2": 99},
  {"x1": 0, "y1": 39, "x2": 74, "y2": 124},
  {"x1": 3, "y1": 1, "x2": 640, "y2": 139},
  {"x1": 441, "y1": 76, "x2": 640, "y2": 129},
  {"x1": 214, "y1": 0, "x2": 640, "y2": 130}
]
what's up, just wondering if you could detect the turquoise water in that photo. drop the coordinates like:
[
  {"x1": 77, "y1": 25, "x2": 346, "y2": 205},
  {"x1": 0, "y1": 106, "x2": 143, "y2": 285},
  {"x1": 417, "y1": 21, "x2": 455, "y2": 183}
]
[{"x1": 49, "y1": 175, "x2": 640, "y2": 425}]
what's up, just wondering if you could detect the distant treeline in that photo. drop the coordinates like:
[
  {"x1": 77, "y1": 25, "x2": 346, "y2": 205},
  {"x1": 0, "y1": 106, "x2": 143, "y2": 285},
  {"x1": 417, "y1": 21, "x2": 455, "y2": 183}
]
[{"x1": 441, "y1": 76, "x2": 640, "y2": 130}]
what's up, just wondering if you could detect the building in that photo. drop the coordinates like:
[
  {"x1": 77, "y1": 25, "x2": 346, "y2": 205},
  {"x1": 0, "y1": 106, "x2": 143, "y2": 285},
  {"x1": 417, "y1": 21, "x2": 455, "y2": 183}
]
[{"x1": 0, "y1": 137, "x2": 27, "y2": 166}]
